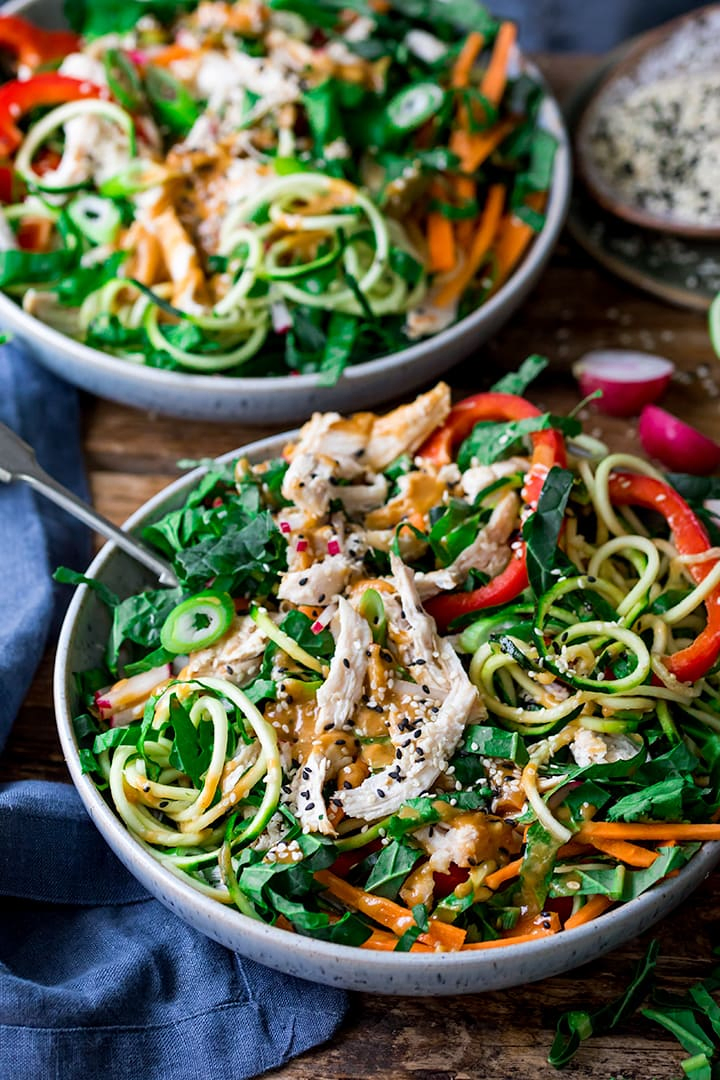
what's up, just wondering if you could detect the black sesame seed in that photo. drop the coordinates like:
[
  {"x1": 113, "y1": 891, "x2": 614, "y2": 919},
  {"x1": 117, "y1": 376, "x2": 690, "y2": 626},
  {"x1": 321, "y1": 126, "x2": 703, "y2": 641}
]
[
  {"x1": 305, "y1": 802, "x2": 316, "y2": 811},
  {"x1": 422, "y1": 685, "x2": 430, "y2": 694},
  {"x1": 343, "y1": 781, "x2": 352, "y2": 789},
  {"x1": 299, "y1": 577, "x2": 308, "y2": 586},
  {"x1": 343, "y1": 658, "x2": 350, "y2": 669},
  {"x1": 377, "y1": 789, "x2": 386, "y2": 798}
]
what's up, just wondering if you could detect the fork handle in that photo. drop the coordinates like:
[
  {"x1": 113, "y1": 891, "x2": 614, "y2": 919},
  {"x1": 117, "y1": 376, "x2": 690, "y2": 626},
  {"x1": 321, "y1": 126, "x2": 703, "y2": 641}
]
[{"x1": 21, "y1": 467, "x2": 180, "y2": 588}]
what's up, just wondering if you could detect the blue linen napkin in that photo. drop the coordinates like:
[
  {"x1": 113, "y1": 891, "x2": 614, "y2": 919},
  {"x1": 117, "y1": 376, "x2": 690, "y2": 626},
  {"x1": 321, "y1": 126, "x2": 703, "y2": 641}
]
[{"x1": 0, "y1": 342, "x2": 348, "y2": 1079}]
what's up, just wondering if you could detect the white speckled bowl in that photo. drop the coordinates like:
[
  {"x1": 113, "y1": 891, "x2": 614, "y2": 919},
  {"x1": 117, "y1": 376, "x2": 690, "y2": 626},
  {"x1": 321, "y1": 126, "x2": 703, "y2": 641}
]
[
  {"x1": 54, "y1": 433, "x2": 720, "y2": 994},
  {"x1": 1, "y1": 0, "x2": 571, "y2": 423}
]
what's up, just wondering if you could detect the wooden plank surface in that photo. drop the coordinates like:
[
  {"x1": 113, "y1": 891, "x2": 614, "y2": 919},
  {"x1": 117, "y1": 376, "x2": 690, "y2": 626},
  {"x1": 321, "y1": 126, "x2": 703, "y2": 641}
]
[{"x1": 4, "y1": 53, "x2": 720, "y2": 1080}]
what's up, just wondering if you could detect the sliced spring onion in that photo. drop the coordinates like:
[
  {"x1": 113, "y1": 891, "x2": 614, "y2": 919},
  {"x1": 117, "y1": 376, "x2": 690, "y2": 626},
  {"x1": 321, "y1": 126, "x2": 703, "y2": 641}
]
[
  {"x1": 15, "y1": 100, "x2": 137, "y2": 194},
  {"x1": 160, "y1": 591, "x2": 234, "y2": 654},
  {"x1": 144, "y1": 64, "x2": 199, "y2": 134},
  {"x1": 250, "y1": 605, "x2": 328, "y2": 677},
  {"x1": 358, "y1": 588, "x2": 387, "y2": 645},
  {"x1": 103, "y1": 48, "x2": 144, "y2": 112},
  {"x1": 67, "y1": 194, "x2": 122, "y2": 245},
  {"x1": 385, "y1": 82, "x2": 445, "y2": 134}
]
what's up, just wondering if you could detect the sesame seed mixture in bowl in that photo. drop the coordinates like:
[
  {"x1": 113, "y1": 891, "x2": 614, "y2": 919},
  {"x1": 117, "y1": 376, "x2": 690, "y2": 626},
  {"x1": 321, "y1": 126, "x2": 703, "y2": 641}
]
[
  {"x1": 576, "y1": 4, "x2": 720, "y2": 237},
  {"x1": 57, "y1": 359, "x2": 720, "y2": 963}
]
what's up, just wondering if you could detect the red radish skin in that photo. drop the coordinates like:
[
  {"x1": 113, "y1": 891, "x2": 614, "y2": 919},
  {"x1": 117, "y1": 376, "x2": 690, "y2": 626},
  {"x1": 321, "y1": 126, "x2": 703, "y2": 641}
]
[
  {"x1": 573, "y1": 350, "x2": 674, "y2": 417},
  {"x1": 638, "y1": 404, "x2": 720, "y2": 475}
]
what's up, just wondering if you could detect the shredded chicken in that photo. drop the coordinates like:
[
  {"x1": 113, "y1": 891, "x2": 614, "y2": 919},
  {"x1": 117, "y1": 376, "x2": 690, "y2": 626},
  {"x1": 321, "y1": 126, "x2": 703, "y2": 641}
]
[
  {"x1": 314, "y1": 598, "x2": 372, "y2": 734},
  {"x1": 178, "y1": 615, "x2": 268, "y2": 683},
  {"x1": 414, "y1": 491, "x2": 519, "y2": 600}
]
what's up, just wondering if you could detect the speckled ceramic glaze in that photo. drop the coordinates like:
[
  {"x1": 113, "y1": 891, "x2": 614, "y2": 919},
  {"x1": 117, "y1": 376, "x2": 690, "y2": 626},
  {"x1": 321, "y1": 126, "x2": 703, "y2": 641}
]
[
  {"x1": 1, "y1": 0, "x2": 571, "y2": 423},
  {"x1": 54, "y1": 434, "x2": 720, "y2": 995}
]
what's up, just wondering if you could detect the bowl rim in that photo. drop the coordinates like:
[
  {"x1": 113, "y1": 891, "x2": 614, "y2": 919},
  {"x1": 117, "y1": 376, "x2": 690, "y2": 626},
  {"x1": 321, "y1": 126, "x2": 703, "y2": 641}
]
[
  {"x1": 0, "y1": 2, "x2": 572, "y2": 396},
  {"x1": 53, "y1": 430, "x2": 720, "y2": 980},
  {"x1": 574, "y1": 2, "x2": 720, "y2": 239}
]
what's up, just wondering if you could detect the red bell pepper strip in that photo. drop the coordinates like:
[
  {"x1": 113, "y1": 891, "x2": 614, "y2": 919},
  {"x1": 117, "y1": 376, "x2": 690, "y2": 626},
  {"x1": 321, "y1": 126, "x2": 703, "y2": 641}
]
[
  {"x1": 0, "y1": 15, "x2": 79, "y2": 72},
  {"x1": 608, "y1": 472, "x2": 720, "y2": 683},
  {"x1": 418, "y1": 392, "x2": 567, "y2": 632},
  {"x1": 0, "y1": 164, "x2": 13, "y2": 202},
  {"x1": 0, "y1": 73, "x2": 108, "y2": 156}
]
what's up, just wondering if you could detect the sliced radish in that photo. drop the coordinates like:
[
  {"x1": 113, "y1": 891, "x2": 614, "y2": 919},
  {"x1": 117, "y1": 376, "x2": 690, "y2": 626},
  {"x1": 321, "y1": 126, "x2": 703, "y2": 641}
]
[
  {"x1": 271, "y1": 300, "x2": 292, "y2": 335},
  {"x1": 638, "y1": 404, "x2": 720, "y2": 475},
  {"x1": 573, "y1": 350, "x2": 674, "y2": 417},
  {"x1": 95, "y1": 663, "x2": 172, "y2": 721}
]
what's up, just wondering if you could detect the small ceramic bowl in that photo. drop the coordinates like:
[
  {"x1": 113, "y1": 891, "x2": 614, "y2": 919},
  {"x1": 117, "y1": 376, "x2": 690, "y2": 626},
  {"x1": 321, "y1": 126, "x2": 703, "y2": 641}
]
[
  {"x1": 576, "y1": 4, "x2": 720, "y2": 238},
  {"x1": 0, "y1": 0, "x2": 571, "y2": 423},
  {"x1": 53, "y1": 433, "x2": 720, "y2": 995}
]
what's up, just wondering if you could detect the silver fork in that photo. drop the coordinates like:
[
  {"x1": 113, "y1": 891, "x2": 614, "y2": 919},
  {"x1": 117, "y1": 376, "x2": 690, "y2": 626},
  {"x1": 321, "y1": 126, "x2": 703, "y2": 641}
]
[{"x1": 0, "y1": 420, "x2": 180, "y2": 588}]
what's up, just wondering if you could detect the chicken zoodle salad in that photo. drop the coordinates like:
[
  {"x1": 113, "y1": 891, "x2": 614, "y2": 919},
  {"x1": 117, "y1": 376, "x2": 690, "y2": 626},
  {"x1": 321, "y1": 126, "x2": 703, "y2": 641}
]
[
  {"x1": 0, "y1": 0, "x2": 555, "y2": 382},
  {"x1": 63, "y1": 357, "x2": 720, "y2": 952}
]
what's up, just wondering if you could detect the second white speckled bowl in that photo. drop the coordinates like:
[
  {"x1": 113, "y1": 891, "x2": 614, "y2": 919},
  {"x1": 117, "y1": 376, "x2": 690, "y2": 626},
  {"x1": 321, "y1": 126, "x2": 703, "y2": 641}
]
[
  {"x1": 54, "y1": 433, "x2": 720, "y2": 994},
  {"x1": 0, "y1": 0, "x2": 571, "y2": 422}
]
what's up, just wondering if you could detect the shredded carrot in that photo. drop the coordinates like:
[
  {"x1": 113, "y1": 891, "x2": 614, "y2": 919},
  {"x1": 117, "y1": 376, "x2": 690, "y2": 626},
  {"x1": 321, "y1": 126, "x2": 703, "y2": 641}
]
[
  {"x1": 453, "y1": 174, "x2": 477, "y2": 247},
  {"x1": 462, "y1": 911, "x2": 560, "y2": 950},
  {"x1": 564, "y1": 895, "x2": 613, "y2": 930},
  {"x1": 576, "y1": 823, "x2": 720, "y2": 842},
  {"x1": 490, "y1": 190, "x2": 547, "y2": 292},
  {"x1": 314, "y1": 869, "x2": 466, "y2": 951},
  {"x1": 360, "y1": 929, "x2": 433, "y2": 953},
  {"x1": 450, "y1": 119, "x2": 514, "y2": 174},
  {"x1": 588, "y1": 837, "x2": 658, "y2": 868},
  {"x1": 452, "y1": 31, "x2": 484, "y2": 89},
  {"x1": 432, "y1": 183, "x2": 505, "y2": 308},
  {"x1": 298, "y1": 605, "x2": 322, "y2": 621},
  {"x1": 484, "y1": 856, "x2": 522, "y2": 891},
  {"x1": 427, "y1": 208, "x2": 456, "y2": 274},
  {"x1": 480, "y1": 21, "x2": 517, "y2": 106},
  {"x1": 17, "y1": 217, "x2": 52, "y2": 252},
  {"x1": 148, "y1": 43, "x2": 194, "y2": 67}
]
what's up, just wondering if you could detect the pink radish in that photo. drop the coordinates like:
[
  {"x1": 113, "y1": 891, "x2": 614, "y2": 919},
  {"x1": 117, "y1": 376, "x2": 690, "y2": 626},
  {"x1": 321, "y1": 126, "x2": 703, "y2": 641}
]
[
  {"x1": 638, "y1": 404, "x2": 720, "y2": 475},
  {"x1": 573, "y1": 351, "x2": 674, "y2": 417}
]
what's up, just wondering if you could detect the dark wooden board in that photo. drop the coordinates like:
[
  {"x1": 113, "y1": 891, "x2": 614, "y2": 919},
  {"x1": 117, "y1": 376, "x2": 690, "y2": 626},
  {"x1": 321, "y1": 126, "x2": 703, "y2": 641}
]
[{"x1": 4, "y1": 54, "x2": 720, "y2": 1080}]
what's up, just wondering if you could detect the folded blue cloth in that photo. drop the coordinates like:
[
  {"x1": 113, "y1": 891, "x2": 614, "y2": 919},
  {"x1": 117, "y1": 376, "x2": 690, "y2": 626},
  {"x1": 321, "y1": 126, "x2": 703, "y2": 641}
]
[{"x1": 0, "y1": 343, "x2": 348, "y2": 1079}]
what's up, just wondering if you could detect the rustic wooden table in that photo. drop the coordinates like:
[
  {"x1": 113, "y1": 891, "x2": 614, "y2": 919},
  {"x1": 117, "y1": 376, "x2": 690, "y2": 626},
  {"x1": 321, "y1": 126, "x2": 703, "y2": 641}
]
[{"x1": 3, "y1": 54, "x2": 720, "y2": 1080}]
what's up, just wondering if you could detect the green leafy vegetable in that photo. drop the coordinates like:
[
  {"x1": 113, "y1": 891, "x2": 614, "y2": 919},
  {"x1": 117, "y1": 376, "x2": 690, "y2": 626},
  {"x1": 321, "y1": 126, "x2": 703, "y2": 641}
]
[
  {"x1": 464, "y1": 724, "x2": 529, "y2": 766},
  {"x1": 364, "y1": 839, "x2": 423, "y2": 900},
  {"x1": 523, "y1": 467, "x2": 575, "y2": 597},
  {"x1": 457, "y1": 415, "x2": 580, "y2": 471},
  {"x1": 174, "y1": 511, "x2": 286, "y2": 595},
  {"x1": 491, "y1": 354, "x2": 548, "y2": 395},
  {"x1": 548, "y1": 940, "x2": 660, "y2": 1068},
  {"x1": 167, "y1": 694, "x2": 215, "y2": 789}
]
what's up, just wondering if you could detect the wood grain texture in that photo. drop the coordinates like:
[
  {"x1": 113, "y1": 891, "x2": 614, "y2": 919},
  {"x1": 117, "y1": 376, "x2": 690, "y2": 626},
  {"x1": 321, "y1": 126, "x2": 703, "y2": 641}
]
[{"x1": 5, "y1": 53, "x2": 720, "y2": 1080}]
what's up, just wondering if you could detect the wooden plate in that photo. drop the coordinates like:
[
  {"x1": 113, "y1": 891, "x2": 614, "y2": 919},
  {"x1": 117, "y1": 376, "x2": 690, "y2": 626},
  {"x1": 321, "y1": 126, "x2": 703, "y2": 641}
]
[{"x1": 566, "y1": 52, "x2": 720, "y2": 312}]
